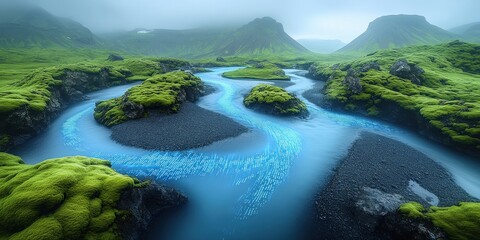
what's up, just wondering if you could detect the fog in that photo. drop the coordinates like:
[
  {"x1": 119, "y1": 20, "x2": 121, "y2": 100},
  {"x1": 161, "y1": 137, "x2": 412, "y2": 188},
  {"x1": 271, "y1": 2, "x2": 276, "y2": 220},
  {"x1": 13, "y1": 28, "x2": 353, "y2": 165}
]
[{"x1": 3, "y1": 0, "x2": 479, "y2": 42}]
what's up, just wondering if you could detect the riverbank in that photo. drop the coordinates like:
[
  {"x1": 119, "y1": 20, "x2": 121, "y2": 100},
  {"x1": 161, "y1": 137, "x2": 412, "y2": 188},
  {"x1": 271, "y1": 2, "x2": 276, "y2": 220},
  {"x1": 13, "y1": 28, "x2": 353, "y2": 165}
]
[
  {"x1": 110, "y1": 102, "x2": 248, "y2": 151},
  {"x1": 310, "y1": 132, "x2": 476, "y2": 239}
]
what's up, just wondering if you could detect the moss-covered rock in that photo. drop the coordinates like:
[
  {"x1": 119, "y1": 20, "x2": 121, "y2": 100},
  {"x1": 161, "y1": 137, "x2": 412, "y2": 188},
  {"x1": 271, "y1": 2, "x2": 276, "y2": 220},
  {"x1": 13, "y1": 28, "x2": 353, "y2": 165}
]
[
  {"x1": 94, "y1": 71, "x2": 204, "y2": 127},
  {"x1": 399, "y1": 201, "x2": 480, "y2": 240},
  {"x1": 0, "y1": 152, "x2": 185, "y2": 240},
  {"x1": 308, "y1": 41, "x2": 480, "y2": 155},
  {"x1": 222, "y1": 62, "x2": 290, "y2": 80},
  {"x1": 244, "y1": 84, "x2": 308, "y2": 116}
]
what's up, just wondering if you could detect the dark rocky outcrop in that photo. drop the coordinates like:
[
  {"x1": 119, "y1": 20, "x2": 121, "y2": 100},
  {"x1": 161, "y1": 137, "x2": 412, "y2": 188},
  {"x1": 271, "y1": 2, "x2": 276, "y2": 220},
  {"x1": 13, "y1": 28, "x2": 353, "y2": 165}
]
[
  {"x1": 216, "y1": 56, "x2": 226, "y2": 62},
  {"x1": 380, "y1": 211, "x2": 446, "y2": 240},
  {"x1": 117, "y1": 183, "x2": 187, "y2": 240},
  {"x1": 108, "y1": 54, "x2": 125, "y2": 61},
  {"x1": 390, "y1": 60, "x2": 425, "y2": 85},
  {"x1": 343, "y1": 69, "x2": 363, "y2": 94},
  {"x1": 360, "y1": 61, "x2": 381, "y2": 72}
]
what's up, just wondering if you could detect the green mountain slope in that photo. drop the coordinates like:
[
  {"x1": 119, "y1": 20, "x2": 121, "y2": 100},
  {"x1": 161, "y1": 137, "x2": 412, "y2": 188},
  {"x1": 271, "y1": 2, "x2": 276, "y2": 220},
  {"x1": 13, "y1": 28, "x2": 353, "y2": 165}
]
[
  {"x1": 297, "y1": 39, "x2": 346, "y2": 54},
  {"x1": 450, "y1": 22, "x2": 480, "y2": 43},
  {"x1": 105, "y1": 17, "x2": 310, "y2": 58},
  {"x1": 0, "y1": 5, "x2": 100, "y2": 48},
  {"x1": 338, "y1": 15, "x2": 459, "y2": 53}
]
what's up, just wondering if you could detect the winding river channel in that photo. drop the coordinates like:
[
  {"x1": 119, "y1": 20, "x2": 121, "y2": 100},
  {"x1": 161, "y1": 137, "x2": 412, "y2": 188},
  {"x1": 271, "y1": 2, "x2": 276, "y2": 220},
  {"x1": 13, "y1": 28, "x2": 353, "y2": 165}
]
[{"x1": 13, "y1": 67, "x2": 480, "y2": 240}]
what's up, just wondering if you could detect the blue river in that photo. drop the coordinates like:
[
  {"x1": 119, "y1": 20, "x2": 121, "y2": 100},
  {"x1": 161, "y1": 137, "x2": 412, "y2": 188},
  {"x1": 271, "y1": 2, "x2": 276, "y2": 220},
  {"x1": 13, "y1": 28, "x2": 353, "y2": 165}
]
[{"x1": 13, "y1": 67, "x2": 480, "y2": 240}]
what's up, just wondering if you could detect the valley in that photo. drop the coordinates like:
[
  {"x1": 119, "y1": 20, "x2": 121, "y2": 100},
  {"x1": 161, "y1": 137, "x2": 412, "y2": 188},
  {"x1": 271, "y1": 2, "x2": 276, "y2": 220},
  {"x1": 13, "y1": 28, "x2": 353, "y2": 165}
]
[{"x1": 1, "y1": 2, "x2": 479, "y2": 240}]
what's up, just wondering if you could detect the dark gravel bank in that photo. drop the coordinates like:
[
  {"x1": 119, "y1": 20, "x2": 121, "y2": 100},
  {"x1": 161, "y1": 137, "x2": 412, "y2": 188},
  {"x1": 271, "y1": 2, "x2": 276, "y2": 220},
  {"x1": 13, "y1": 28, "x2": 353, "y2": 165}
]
[
  {"x1": 310, "y1": 132, "x2": 475, "y2": 239},
  {"x1": 111, "y1": 102, "x2": 248, "y2": 151},
  {"x1": 302, "y1": 82, "x2": 325, "y2": 106}
]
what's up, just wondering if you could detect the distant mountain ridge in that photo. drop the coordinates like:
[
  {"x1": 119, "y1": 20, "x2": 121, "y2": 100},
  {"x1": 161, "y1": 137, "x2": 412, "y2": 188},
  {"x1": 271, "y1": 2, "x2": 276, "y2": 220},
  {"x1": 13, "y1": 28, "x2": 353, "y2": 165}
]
[
  {"x1": 0, "y1": 5, "x2": 100, "y2": 48},
  {"x1": 450, "y1": 22, "x2": 480, "y2": 43},
  {"x1": 338, "y1": 14, "x2": 459, "y2": 53},
  {"x1": 297, "y1": 39, "x2": 345, "y2": 54},
  {"x1": 104, "y1": 17, "x2": 310, "y2": 58}
]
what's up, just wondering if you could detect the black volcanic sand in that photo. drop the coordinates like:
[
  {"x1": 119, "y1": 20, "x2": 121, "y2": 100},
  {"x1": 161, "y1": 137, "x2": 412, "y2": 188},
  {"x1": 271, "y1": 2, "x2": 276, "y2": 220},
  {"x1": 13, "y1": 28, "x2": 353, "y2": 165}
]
[
  {"x1": 111, "y1": 102, "x2": 248, "y2": 151},
  {"x1": 302, "y1": 82, "x2": 325, "y2": 106},
  {"x1": 310, "y1": 132, "x2": 475, "y2": 240}
]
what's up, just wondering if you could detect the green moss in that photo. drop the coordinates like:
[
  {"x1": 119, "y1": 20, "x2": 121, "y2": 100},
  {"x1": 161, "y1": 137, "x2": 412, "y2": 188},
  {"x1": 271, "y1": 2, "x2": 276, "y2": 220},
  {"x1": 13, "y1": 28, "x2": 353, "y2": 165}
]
[
  {"x1": 222, "y1": 62, "x2": 290, "y2": 80},
  {"x1": 400, "y1": 202, "x2": 480, "y2": 240},
  {"x1": 0, "y1": 152, "x2": 149, "y2": 240},
  {"x1": 95, "y1": 71, "x2": 203, "y2": 127},
  {"x1": 398, "y1": 202, "x2": 426, "y2": 219},
  {"x1": 244, "y1": 84, "x2": 308, "y2": 116}
]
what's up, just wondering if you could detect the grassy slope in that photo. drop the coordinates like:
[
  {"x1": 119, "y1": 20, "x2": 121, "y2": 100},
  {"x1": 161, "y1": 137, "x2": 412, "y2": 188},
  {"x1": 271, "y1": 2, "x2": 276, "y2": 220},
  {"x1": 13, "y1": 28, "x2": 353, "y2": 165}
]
[
  {"x1": 222, "y1": 62, "x2": 290, "y2": 80},
  {"x1": 94, "y1": 71, "x2": 203, "y2": 127},
  {"x1": 310, "y1": 41, "x2": 480, "y2": 153},
  {"x1": 0, "y1": 152, "x2": 145, "y2": 240},
  {"x1": 399, "y1": 202, "x2": 480, "y2": 240},
  {"x1": 244, "y1": 84, "x2": 307, "y2": 116}
]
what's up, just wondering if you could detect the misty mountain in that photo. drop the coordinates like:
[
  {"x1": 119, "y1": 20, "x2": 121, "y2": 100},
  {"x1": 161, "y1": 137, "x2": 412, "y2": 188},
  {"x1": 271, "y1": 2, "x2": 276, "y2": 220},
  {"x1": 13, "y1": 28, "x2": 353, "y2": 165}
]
[
  {"x1": 0, "y1": 5, "x2": 100, "y2": 48},
  {"x1": 450, "y1": 22, "x2": 480, "y2": 43},
  {"x1": 338, "y1": 15, "x2": 459, "y2": 53},
  {"x1": 104, "y1": 17, "x2": 310, "y2": 58},
  {"x1": 296, "y1": 39, "x2": 345, "y2": 54}
]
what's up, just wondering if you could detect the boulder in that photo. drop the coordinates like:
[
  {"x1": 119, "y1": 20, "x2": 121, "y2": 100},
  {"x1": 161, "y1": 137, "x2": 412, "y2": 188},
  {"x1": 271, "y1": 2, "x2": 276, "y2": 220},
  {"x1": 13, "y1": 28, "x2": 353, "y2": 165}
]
[
  {"x1": 390, "y1": 60, "x2": 425, "y2": 85},
  {"x1": 107, "y1": 54, "x2": 124, "y2": 61},
  {"x1": 122, "y1": 100, "x2": 145, "y2": 119},
  {"x1": 343, "y1": 69, "x2": 363, "y2": 94},
  {"x1": 116, "y1": 183, "x2": 187, "y2": 240},
  {"x1": 360, "y1": 61, "x2": 381, "y2": 72},
  {"x1": 216, "y1": 56, "x2": 226, "y2": 62}
]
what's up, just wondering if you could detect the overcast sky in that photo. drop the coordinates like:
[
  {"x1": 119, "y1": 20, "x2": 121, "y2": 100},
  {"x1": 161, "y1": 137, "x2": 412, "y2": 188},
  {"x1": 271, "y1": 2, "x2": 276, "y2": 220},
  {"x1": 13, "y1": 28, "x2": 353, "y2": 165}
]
[{"x1": 6, "y1": 0, "x2": 480, "y2": 42}]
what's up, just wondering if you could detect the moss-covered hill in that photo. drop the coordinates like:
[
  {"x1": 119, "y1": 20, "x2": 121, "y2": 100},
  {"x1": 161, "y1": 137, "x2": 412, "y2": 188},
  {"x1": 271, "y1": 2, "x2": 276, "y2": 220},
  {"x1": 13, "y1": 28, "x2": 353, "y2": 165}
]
[
  {"x1": 308, "y1": 41, "x2": 480, "y2": 155},
  {"x1": 244, "y1": 84, "x2": 308, "y2": 116},
  {"x1": 222, "y1": 62, "x2": 290, "y2": 80},
  {"x1": 399, "y1": 202, "x2": 480, "y2": 240},
  {"x1": 0, "y1": 152, "x2": 146, "y2": 239},
  {"x1": 94, "y1": 71, "x2": 204, "y2": 127}
]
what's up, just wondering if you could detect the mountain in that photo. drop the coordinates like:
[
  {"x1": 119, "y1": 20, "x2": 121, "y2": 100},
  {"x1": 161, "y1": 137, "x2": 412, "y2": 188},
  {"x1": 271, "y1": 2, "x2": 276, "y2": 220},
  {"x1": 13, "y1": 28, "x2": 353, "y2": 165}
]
[
  {"x1": 104, "y1": 17, "x2": 310, "y2": 58},
  {"x1": 0, "y1": 5, "x2": 100, "y2": 48},
  {"x1": 297, "y1": 39, "x2": 345, "y2": 54},
  {"x1": 450, "y1": 22, "x2": 480, "y2": 43},
  {"x1": 338, "y1": 15, "x2": 459, "y2": 53}
]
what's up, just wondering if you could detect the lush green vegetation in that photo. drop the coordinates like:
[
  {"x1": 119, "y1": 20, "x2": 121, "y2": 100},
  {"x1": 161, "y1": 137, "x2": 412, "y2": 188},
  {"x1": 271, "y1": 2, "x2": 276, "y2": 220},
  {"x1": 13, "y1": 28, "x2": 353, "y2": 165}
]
[
  {"x1": 310, "y1": 41, "x2": 480, "y2": 153},
  {"x1": 0, "y1": 152, "x2": 147, "y2": 239},
  {"x1": 222, "y1": 62, "x2": 290, "y2": 80},
  {"x1": 399, "y1": 202, "x2": 480, "y2": 240},
  {"x1": 95, "y1": 71, "x2": 203, "y2": 127},
  {"x1": 244, "y1": 84, "x2": 308, "y2": 116}
]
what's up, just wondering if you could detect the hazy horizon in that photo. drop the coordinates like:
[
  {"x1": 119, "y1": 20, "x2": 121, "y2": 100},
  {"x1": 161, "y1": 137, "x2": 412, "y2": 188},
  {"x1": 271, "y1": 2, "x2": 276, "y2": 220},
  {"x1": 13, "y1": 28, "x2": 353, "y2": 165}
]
[{"x1": 1, "y1": 0, "x2": 479, "y2": 42}]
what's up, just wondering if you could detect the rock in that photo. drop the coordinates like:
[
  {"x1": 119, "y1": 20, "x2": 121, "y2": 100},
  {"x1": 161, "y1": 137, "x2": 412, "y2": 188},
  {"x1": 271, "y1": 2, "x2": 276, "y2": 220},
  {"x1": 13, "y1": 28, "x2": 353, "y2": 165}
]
[
  {"x1": 107, "y1": 54, "x2": 124, "y2": 61},
  {"x1": 343, "y1": 69, "x2": 363, "y2": 94},
  {"x1": 390, "y1": 60, "x2": 425, "y2": 85},
  {"x1": 116, "y1": 183, "x2": 187, "y2": 240},
  {"x1": 216, "y1": 56, "x2": 226, "y2": 62},
  {"x1": 355, "y1": 187, "x2": 405, "y2": 216},
  {"x1": 122, "y1": 100, "x2": 145, "y2": 119},
  {"x1": 361, "y1": 61, "x2": 381, "y2": 72},
  {"x1": 379, "y1": 211, "x2": 446, "y2": 240}
]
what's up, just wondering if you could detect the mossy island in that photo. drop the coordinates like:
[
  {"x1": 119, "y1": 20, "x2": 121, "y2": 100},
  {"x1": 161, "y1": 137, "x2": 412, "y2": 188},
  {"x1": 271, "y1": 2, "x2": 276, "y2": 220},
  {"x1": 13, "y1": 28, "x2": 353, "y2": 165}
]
[
  {"x1": 94, "y1": 71, "x2": 204, "y2": 127},
  {"x1": 244, "y1": 84, "x2": 308, "y2": 117},
  {"x1": 222, "y1": 62, "x2": 290, "y2": 80},
  {"x1": 0, "y1": 152, "x2": 186, "y2": 240}
]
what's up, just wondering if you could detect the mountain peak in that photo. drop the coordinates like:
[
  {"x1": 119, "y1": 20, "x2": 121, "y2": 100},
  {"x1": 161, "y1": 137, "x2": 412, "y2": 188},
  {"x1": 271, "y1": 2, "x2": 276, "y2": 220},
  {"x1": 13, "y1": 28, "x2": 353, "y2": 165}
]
[
  {"x1": 338, "y1": 14, "x2": 458, "y2": 53},
  {"x1": 245, "y1": 17, "x2": 284, "y2": 32}
]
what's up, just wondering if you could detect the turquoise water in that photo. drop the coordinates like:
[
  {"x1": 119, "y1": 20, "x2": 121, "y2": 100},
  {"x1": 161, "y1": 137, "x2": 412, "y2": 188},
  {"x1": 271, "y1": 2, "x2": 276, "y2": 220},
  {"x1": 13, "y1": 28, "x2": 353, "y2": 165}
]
[{"x1": 13, "y1": 68, "x2": 480, "y2": 239}]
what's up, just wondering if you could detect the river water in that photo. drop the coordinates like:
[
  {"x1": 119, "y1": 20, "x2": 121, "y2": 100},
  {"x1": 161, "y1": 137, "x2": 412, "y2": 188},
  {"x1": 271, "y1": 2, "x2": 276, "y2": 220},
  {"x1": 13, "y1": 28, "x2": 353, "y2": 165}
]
[{"x1": 12, "y1": 67, "x2": 480, "y2": 240}]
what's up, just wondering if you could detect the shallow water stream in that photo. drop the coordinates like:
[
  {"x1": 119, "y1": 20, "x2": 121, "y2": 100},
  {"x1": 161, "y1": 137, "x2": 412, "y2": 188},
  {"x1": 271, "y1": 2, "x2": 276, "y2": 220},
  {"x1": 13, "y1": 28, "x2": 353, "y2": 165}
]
[{"x1": 13, "y1": 67, "x2": 480, "y2": 240}]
